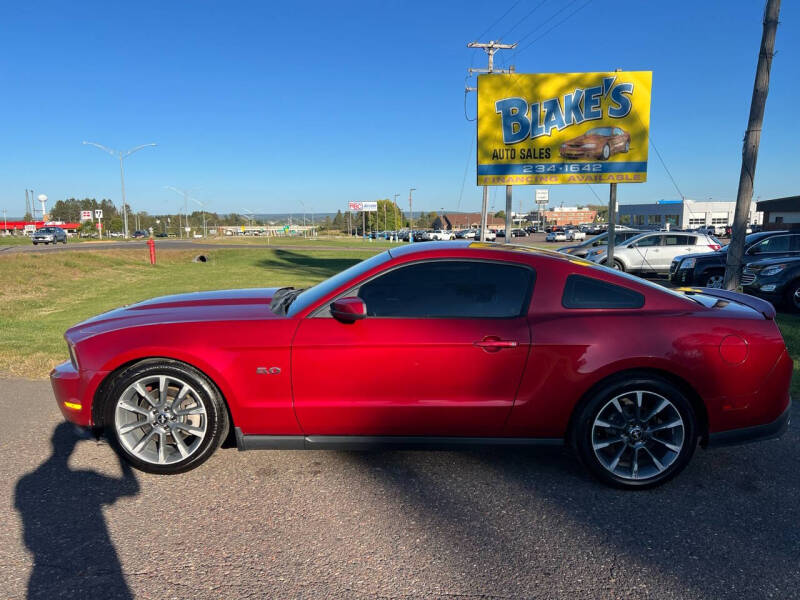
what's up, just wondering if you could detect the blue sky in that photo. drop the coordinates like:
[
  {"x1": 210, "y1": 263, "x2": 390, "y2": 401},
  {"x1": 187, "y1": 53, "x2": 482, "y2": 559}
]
[{"x1": 0, "y1": 0, "x2": 797, "y2": 217}]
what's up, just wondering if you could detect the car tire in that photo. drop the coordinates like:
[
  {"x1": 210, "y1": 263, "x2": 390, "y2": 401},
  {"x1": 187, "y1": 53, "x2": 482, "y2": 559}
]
[
  {"x1": 624, "y1": 141, "x2": 630, "y2": 152},
  {"x1": 601, "y1": 144, "x2": 611, "y2": 160},
  {"x1": 785, "y1": 280, "x2": 800, "y2": 313},
  {"x1": 103, "y1": 359, "x2": 230, "y2": 475},
  {"x1": 32, "y1": 242, "x2": 37, "y2": 245},
  {"x1": 612, "y1": 259, "x2": 625, "y2": 271},
  {"x1": 702, "y1": 271, "x2": 724, "y2": 288},
  {"x1": 571, "y1": 375, "x2": 697, "y2": 489}
]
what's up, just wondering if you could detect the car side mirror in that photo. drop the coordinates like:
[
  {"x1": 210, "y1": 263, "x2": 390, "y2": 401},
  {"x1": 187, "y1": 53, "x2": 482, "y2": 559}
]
[{"x1": 331, "y1": 297, "x2": 367, "y2": 323}]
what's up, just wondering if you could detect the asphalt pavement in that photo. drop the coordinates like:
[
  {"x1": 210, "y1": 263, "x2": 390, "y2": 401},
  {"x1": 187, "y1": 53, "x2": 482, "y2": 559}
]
[{"x1": 2, "y1": 378, "x2": 799, "y2": 599}]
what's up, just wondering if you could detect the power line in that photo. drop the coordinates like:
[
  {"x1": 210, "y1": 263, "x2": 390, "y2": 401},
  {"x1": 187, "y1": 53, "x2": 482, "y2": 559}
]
[
  {"x1": 516, "y1": 0, "x2": 593, "y2": 55},
  {"x1": 475, "y1": 0, "x2": 524, "y2": 42},
  {"x1": 457, "y1": 135, "x2": 475, "y2": 212},
  {"x1": 497, "y1": 0, "x2": 547, "y2": 41}
]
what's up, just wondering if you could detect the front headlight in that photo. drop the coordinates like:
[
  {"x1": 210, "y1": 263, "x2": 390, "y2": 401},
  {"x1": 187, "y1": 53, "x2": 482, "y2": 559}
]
[
  {"x1": 761, "y1": 264, "x2": 786, "y2": 277},
  {"x1": 680, "y1": 258, "x2": 696, "y2": 269},
  {"x1": 67, "y1": 341, "x2": 80, "y2": 371}
]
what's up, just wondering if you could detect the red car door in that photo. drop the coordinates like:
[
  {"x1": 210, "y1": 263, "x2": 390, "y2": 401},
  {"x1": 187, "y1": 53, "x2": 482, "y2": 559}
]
[{"x1": 291, "y1": 259, "x2": 534, "y2": 436}]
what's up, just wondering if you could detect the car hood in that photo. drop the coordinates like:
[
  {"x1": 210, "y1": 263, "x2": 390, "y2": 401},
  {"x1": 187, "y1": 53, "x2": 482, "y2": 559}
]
[
  {"x1": 675, "y1": 250, "x2": 726, "y2": 263},
  {"x1": 745, "y1": 256, "x2": 800, "y2": 270},
  {"x1": 67, "y1": 288, "x2": 286, "y2": 341}
]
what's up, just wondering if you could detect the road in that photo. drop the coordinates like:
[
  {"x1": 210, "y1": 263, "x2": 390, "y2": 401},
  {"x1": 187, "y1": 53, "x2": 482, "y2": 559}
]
[
  {"x1": 0, "y1": 234, "x2": 570, "y2": 255},
  {"x1": 1, "y1": 379, "x2": 798, "y2": 599}
]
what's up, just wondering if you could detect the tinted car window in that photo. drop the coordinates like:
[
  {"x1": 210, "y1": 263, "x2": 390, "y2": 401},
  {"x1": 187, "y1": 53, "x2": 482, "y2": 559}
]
[
  {"x1": 357, "y1": 261, "x2": 533, "y2": 318},
  {"x1": 664, "y1": 235, "x2": 693, "y2": 245},
  {"x1": 562, "y1": 275, "x2": 645, "y2": 309},
  {"x1": 751, "y1": 235, "x2": 791, "y2": 254},
  {"x1": 633, "y1": 235, "x2": 660, "y2": 247},
  {"x1": 791, "y1": 235, "x2": 800, "y2": 251}
]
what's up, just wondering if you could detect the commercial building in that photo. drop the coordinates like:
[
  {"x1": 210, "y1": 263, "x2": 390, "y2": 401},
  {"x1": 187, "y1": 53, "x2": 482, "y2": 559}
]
[
  {"x1": 1, "y1": 220, "x2": 80, "y2": 235},
  {"x1": 434, "y1": 213, "x2": 506, "y2": 231},
  {"x1": 756, "y1": 196, "x2": 800, "y2": 230},
  {"x1": 617, "y1": 199, "x2": 761, "y2": 229}
]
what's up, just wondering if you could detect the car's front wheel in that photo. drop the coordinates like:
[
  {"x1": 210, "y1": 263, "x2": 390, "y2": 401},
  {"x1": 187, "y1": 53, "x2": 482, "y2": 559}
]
[
  {"x1": 601, "y1": 144, "x2": 611, "y2": 160},
  {"x1": 785, "y1": 280, "x2": 800, "y2": 312},
  {"x1": 571, "y1": 375, "x2": 697, "y2": 489},
  {"x1": 104, "y1": 359, "x2": 229, "y2": 474},
  {"x1": 703, "y1": 271, "x2": 724, "y2": 288}
]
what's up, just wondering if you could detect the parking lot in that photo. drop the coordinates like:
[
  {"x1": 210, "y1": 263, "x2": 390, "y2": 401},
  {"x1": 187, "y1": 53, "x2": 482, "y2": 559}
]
[{"x1": 2, "y1": 378, "x2": 799, "y2": 600}]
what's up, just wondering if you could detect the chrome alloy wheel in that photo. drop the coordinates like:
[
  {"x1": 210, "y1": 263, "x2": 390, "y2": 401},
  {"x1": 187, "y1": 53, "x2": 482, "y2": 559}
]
[
  {"x1": 705, "y1": 274, "x2": 724, "y2": 288},
  {"x1": 591, "y1": 390, "x2": 685, "y2": 481},
  {"x1": 114, "y1": 375, "x2": 207, "y2": 465}
]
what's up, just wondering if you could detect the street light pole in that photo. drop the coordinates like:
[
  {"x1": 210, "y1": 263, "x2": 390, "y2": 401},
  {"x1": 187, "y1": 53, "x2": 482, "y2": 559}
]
[
  {"x1": 408, "y1": 187, "x2": 416, "y2": 243},
  {"x1": 83, "y1": 141, "x2": 156, "y2": 239}
]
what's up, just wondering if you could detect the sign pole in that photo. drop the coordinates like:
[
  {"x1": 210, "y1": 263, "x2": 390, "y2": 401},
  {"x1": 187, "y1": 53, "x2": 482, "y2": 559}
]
[
  {"x1": 504, "y1": 185, "x2": 512, "y2": 244},
  {"x1": 607, "y1": 183, "x2": 617, "y2": 269},
  {"x1": 480, "y1": 186, "x2": 489, "y2": 241}
]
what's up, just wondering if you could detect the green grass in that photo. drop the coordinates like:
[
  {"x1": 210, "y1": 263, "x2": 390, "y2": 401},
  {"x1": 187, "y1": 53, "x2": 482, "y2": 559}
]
[
  {"x1": 0, "y1": 246, "x2": 383, "y2": 378},
  {"x1": 2, "y1": 244, "x2": 799, "y2": 395},
  {"x1": 776, "y1": 313, "x2": 800, "y2": 397}
]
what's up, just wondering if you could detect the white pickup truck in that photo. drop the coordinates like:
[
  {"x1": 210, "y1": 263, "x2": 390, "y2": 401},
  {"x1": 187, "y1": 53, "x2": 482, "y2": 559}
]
[{"x1": 424, "y1": 230, "x2": 455, "y2": 241}]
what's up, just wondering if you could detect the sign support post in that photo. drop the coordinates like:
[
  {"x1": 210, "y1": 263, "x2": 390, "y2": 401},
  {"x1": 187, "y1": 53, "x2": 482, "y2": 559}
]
[
  {"x1": 504, "y1": 185, "x2": 512, "y2": 244},
  {"x1": 607, "y1": 183, "x2": 617, "y2": 268}
]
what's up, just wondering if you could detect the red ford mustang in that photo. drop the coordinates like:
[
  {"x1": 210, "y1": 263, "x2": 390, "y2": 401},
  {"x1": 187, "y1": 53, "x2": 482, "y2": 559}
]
[{"x1": 51, "y1": 242, "x2": 792, "y2": 488}]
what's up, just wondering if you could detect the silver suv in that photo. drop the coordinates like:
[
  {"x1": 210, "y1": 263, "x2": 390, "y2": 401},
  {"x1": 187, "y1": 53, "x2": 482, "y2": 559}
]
[
  {"x1": 32, "y1": 226, "x2": 68, "y2": 245},
  {"x1": 585, "y1": 232, "x2": 721, "y2": 273}
]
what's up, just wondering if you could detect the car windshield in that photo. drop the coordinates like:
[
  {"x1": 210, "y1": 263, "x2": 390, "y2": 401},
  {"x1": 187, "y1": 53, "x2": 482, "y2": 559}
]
[
  {"x1": 586, "y1": 127, "x2": 613, "y2": 136},
  {"x1": 285, "y1": 251, "x2": 392, "y2": 317}
]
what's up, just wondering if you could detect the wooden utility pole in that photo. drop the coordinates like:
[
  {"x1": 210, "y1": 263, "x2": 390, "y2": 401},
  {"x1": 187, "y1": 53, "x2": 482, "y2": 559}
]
[
  {"x1": 724, "y1": 0, "x2": 780, "y2": 289},
  {"x1": 467, "y1": 41, "x2": 516, "y2": 242}
]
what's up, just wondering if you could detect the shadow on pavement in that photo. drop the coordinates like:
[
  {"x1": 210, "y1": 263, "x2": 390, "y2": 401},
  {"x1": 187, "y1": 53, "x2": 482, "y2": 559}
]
[
  {"x1": 342, "y1": 409, "x2": 800, "y2": 598},
  {"x1": 14, "y1": 422, "x2": 140, "y2": 600}
]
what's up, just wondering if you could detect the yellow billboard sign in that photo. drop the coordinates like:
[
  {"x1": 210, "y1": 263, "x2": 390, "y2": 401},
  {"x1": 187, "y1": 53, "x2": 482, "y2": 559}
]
[{"x1": 477, "y1": 71, "x2": 652, "y2": 186}]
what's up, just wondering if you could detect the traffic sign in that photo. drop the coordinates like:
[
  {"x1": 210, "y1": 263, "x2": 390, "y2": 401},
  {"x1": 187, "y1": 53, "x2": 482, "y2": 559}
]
[
  {"x1": 535, "y1": 189, "x2": 549, "y2": 204},
  {"x1": 94, "y1": 209, "x2": 103, "y2": 219},
  {"x1": 80, "y1": 210, "x2": 93, "y2": 221}
]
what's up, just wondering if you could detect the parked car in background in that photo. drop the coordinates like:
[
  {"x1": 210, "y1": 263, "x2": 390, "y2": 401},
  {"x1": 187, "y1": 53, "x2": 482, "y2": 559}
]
[
  {"x1": 723, "y1": 224, "x2": 754, "y2": 237},
  {"x1": 423, "y1": 230, "x2": 453, "y2": 241},
  {"x1": 52, "y1": 240, "x2": 793, "y2": 488},
  {"x1": 558, "y1": 229, "x2": 645, "y2": 258},
  {"x1": 586, "y1": 232, "x2": 721, "y2": 274},
  {"x1": 566, "y1": 229, "x2": 586, "y2": 241},
  {"x1": 742, "y1": 256, "x2": 800, "y2": 312},
  {"x1": 670, "y1": 230, "x2": 800, "y2": 288},
  {"x1": 510, "y1": 228, "x2": 528, "y2": 237},
  {"x1": 132, "y1": 230, "x2": 148, "y2": 239},
  {"x1": 546, "y1": 230, "x2": 567, "y2": 242},
  {"x1": 32, "y1": 226, "x2": 67, "y2": 245},
  {"x1": 455, "y1": 229, "x2": 477, "y2": 239}
]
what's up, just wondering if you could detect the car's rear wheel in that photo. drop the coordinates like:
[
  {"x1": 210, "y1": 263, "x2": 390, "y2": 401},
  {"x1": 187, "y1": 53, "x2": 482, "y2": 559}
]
[
  {"x1": 703, "y1": 271, "x2": 724, "y2": 288},
  {"x1": 610, "y1": 258, "x2": 625, "y2": 271},
  {"x1": 571, "y1": 376, "x2": 697, "y2": 489},
  {"x1": 785, "y1": 280, "x2": 800, "y2": 312},
  {"x1": 624, "y1": 141, "x2": 630, "y2": 152},
  {"x1": 104, "y1": 359, "x2": 229, "y2": 474}
]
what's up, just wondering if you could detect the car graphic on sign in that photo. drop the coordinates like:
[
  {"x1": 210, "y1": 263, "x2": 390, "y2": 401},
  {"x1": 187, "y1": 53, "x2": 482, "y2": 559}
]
[{"x1": 559, "y1": 127, "x2": 631, "y2": 160}]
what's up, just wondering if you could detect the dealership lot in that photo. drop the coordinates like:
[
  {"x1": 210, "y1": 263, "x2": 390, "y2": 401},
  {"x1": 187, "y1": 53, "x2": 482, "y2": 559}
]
[{"x1": 2, "y1": 378, "x2": 799, "y2": 600}]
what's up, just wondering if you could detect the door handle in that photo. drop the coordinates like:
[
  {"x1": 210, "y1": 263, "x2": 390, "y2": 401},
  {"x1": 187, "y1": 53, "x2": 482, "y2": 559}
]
[{"x1": 474, "y1": 337, "x2": 518, "y2": 352}]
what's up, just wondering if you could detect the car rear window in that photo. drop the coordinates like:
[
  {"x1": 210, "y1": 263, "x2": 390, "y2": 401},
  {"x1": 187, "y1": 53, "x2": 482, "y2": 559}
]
[{"x1": 562, "y1": 274, "x2": 645, "y2": 309}]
